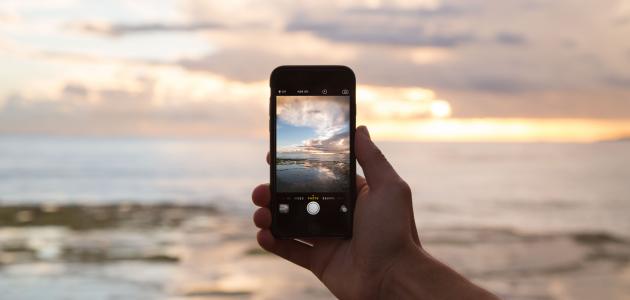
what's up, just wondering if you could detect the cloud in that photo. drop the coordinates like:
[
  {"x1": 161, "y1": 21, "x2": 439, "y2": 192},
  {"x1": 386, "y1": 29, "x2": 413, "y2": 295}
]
[
  {"x1": 277, "y1": 95, "x2": 350, "y2": 152},
  {"x1": 62, "y1": 83, "x2": 88, "y2": 97},
  {"x1": 344, "y1": 5, "x2": 464, "y2": 17},
  {"x1": 166, "y1": 0, "x2": 629, "y2": 99},
  {"x1": 602, "y1": 74, "x2": 630, "y2": 89},
  {"x1": 2, "y1": 0, "x2": 630, "y2": 140},
  {"x1": 613, "y1": 1, "x2": 630, "y2": 25},
  {"x1": 277, "y1": 95, "x2": 349, "y2": 136},
  {"x1": 72, "y1": 21, "x2": 224, "y2": 37},
  {"x1": 0, "y1": 64, "x2": 269, "y2": 137},
  {"x1": 494, "y1": 32, "x2": 527, "y2": 46},
  {"x1": 177, "y1": 48, "x2": 287, "y2": 82},
  {"x1": 438, "y1": 88, "x2": 630, "y2": 119},
  {"x1": 300, "y1": 131, "x2": 349, "y2": 154},
  {"x1": 285, "y1": 11, "x2": 475, "y2": 47},
  {"x1": 57, "y1": 0, "x2": 630, "y2": 97}
]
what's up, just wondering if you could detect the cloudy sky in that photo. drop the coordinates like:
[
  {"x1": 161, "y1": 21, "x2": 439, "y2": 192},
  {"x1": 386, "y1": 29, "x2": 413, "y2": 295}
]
[
  {"x1": 277, "y1": 96, "x2": 349, "y2": 155},
  {"x1": 1, "y1": 0, "x2": 630, "y2": 141}
]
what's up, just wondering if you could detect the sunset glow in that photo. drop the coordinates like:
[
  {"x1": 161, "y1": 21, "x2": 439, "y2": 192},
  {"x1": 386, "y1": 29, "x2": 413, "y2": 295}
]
[
  {"x1": 0, "y1": 0, "x2": 629, "y2": 143},
  {"x1": 429, "y1": 100, "x2": 452, "y2": 118},
  {"x1": 365, "y1": 118, "x2": 630, "y2": 142}
]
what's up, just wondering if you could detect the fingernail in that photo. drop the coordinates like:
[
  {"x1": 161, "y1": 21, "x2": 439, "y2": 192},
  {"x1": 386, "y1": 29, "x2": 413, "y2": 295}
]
[{"x1": 358, "y1": 126, "x2": 371, "y2": 139}]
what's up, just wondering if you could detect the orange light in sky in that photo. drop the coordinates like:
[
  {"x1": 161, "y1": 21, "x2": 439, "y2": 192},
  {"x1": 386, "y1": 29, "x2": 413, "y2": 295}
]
[
  {"x1": 363, "y1": 118, "x2": 630, "y2": 142},
  {"x1": 429, "y1": 100, "x2": 452, "y2": 118}
]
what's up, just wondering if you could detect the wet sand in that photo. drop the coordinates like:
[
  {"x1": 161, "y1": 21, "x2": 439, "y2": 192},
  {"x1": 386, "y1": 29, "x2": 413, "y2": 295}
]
[{"x1": 1, "y1": 204, "x2": 629, "y2": 299}]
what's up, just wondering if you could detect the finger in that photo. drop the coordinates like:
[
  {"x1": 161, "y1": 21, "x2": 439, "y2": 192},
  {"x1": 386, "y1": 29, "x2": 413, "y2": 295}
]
[
  {"x1": 355, "y1": 126, "x2": 400, "y2": 188},
  {"x1": 356, "y1": 174, "x2": 367, "y2": 192},
  {"x1": 266, "y1": 152, "x2": 270, "y2": 165},
  {"x1": 252, "y1": 184, "x2": 270, "y2": 207},
  {"x1": 410, "y1": 213, "x2": 421, "y2": 246},
  {"x1": 257, "y1": 229, "x2": 314, "y2": 269},
  {"x1": 296, "y1": 238, "x2": 343, "y2": 279},
  {"x1": 253, "y1": 207, "x2": 271, "y2": 228}
]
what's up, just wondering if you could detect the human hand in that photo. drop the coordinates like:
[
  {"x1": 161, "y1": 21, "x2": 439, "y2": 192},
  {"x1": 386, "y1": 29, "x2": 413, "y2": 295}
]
[{"x1": 252, "y1": 126, "x2": 499, "y2": 299}]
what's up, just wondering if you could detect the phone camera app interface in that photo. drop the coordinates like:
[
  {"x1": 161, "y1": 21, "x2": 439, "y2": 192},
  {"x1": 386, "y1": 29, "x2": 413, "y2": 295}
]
[{"x1": 275, "y1": 94, "x2": 351, "y2": 234}]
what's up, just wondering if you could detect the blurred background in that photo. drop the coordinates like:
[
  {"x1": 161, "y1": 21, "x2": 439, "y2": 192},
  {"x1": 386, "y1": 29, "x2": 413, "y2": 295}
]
[{"x1": 1, "y1": 0, "x2": 630, "y2": 299}]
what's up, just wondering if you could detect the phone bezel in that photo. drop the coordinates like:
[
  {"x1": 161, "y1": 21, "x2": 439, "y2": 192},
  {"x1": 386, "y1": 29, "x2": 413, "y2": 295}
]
[{"x1": 269, "y1": 65, "x2": 356, "y2": 239}]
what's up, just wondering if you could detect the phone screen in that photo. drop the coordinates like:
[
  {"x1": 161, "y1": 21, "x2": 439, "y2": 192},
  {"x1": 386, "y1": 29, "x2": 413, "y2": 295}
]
[
  {"x1": 276, "y1": 95, "x2": 350, "y2": 193},
  {"x1": 270, "y1": 66, "x2": 355, "y2": 238}
]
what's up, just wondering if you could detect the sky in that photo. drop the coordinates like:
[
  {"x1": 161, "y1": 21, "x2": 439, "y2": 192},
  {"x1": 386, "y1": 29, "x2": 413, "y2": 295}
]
[
  {"x1": 1, "y1": 0, "x2": 630, "y2": 142},
  {"x1": 277, "y1": 96, "x2": 350, "y2": 155}
]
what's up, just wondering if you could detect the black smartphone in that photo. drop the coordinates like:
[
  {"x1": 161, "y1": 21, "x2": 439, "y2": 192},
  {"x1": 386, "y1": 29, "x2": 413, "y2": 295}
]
[{"x1": 269, "y1": 65, "x2": 356, "y2": 239}]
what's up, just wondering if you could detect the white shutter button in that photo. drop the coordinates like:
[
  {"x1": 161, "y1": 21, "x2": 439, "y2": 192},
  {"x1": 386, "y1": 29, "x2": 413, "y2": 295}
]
[{"x1": 306, "y1": 201, "x2": 320, "y2": 215}]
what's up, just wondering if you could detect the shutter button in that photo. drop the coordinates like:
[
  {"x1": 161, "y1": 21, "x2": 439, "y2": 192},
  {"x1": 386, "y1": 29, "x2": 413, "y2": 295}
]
[{"x1": 306, "y1": 201, "x2": 320, "y2": 215}]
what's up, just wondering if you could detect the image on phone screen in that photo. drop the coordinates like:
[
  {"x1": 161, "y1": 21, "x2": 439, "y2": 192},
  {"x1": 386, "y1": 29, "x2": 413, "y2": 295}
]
[
  {"x1": 276, "y1": 95, "x2": 350, "y2": 193},
  {"x1": 270, "y1": 66, "x2": 356, "y2": 238}
]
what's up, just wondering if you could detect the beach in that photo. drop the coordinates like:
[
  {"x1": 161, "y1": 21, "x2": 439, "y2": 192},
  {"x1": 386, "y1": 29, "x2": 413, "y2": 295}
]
[
  {"x1": 1, "y1": 137, "x2": 630, "y2": 299},
  {"x1": 3, "y1": 1, "x2": 629, "y2": 298},
  {"x1": 1, "y1": 204, "x2": 629, "y2": 299}
]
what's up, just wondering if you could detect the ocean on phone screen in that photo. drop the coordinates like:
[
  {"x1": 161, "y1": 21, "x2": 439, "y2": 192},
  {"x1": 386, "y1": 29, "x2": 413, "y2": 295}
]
[{"x1": 275, "y1": 154, "x2": 350, "y2": 193}]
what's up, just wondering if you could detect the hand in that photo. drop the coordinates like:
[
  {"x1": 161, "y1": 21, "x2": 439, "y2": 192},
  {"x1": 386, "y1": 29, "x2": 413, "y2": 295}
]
[{"x1": 252, "y1": 126, "x2": 499, "y2": 299}]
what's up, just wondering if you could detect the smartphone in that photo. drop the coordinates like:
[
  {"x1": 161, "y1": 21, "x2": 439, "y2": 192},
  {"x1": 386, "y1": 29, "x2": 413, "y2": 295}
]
[{"x1": 269, "y1": 65, "x2": 356, "y2": 239}]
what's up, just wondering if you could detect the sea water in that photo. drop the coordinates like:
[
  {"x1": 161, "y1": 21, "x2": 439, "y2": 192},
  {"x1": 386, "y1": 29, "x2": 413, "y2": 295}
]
[{"x1": 1, "y1": 136, "x2": 629, "y2": 237}]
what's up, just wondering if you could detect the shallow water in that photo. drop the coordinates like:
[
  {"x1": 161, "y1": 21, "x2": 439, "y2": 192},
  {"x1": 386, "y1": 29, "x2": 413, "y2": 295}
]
[
  {"x1": 3, "y1": 137, "x2": 629, "y2": 299},
  {"x1": 1, "y1": 214, "x2": 629, "y2": 300},
  {"x1": 380, "y1": 142, "x2": 630, "y2": 237},
  {"x1": 1, "y1": 136, "x2": 629, "y2": 238},
  {"x1": 276, "y1": 159, "x2": 349, "y2": 192}
]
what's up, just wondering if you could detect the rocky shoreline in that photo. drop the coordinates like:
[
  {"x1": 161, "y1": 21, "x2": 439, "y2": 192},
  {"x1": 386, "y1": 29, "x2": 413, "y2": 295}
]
[
  {"x1": 1, "y1": 204, "x2": 629, "y2": 299},
  {"x1": 0, "y1": 203, "x2": 217, "y2": 229}
]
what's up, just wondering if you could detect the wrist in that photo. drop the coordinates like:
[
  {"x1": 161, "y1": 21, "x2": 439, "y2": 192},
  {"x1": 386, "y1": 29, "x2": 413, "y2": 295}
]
[
  {"x1": 378, "y1": 245, "x2": 498, "y2": 300},
  {"x1": 377, "y1": 245, "x2": 427, "y2": 299}
]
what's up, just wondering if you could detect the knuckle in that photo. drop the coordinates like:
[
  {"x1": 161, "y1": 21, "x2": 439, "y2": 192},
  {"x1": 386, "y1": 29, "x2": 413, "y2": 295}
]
[
  {"x1": 394, "y1": 180, "x2": 412, "y2": 197},
  {"x1": 369, "y1": 147, "x2": 387, "y2": 163}
]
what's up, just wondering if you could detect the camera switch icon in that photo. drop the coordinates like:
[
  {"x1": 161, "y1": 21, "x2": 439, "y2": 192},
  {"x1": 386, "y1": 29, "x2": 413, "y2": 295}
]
[{"x1": 279, "y1": 204, "x2": 289, "y2": 214}]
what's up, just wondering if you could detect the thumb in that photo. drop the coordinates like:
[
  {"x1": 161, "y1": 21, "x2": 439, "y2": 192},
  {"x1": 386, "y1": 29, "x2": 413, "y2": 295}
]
[{"x1": 355, "y1": 126, "x2": 400, "y2": 189}]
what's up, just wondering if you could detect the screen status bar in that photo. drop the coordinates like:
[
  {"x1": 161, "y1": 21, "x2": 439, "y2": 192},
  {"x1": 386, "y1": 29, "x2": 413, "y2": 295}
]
[{"x1": 276, "y1": 88, "x2": 350, "y2": 96}]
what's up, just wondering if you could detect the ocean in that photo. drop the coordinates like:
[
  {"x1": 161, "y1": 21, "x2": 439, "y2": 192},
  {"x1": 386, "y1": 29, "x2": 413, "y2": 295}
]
[
  {"x1": 1, "y1": 136, "x2": 629, "y2": 238},
  {"x1": 1, "y1": 136, "x2": 630, "y2": 299}
]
